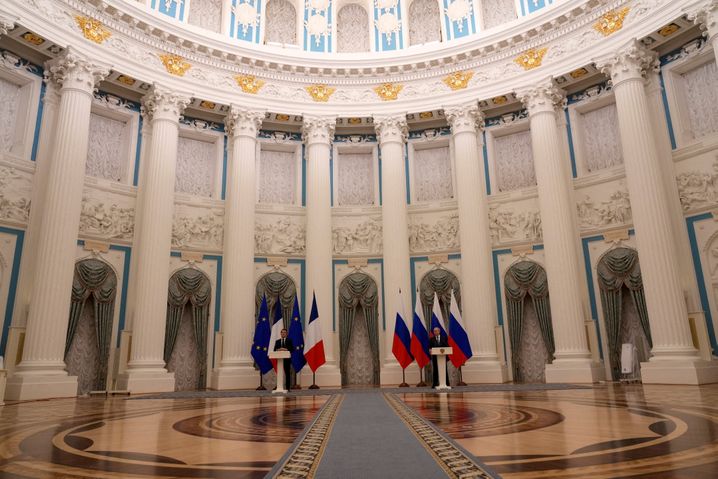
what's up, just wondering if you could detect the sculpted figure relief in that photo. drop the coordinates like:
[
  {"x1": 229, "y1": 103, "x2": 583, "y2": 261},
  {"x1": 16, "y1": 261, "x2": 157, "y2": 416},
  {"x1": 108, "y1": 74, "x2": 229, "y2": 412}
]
[
  {"x1": 333, "y1": 218, "x2": 382, "y2": 254},
  {"x1": 676, "y1": 157, "x2": 718, "y2": 211},
  {"x1": 255, "y1": 217, "x2": 306, "y2": 255},
  {"x1": 80, "y1": 197, "x2": 135, "y2": 239},
  {"x1": 172, "y1": 209, "x2": 224, "y2": 249},
  {"x1": 576, "y1": 189, "x2": 632, "y2": 228},
  {"x1": 0, "y1": 166, "x2": 31, "y2": 223},
  {"x1": 408, "y1": 214, "x2": 460, "y2": 252}
]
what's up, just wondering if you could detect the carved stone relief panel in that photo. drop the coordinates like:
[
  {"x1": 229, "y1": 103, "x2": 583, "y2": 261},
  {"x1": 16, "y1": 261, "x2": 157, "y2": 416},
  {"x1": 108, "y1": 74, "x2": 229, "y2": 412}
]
[
  {"x1": 580, "y1": 103, "x2": 623, "y2": 173},
  {"x1": 187, "y1": 0, "x2": 222, "y2": 33},
  {"x1": 487, "y1": 198, "x2": 542, "y2": 245},
  {"x1": 682, "y1": 59, "x2": 718, "y2": 141},
  {"x1": 337, "y1": 152, "x2": 374, "y2": 206},
  {"x1": 0, "y1": 164, "x2": 31, "y2": 224},
  {"x1": 408, "y1": 0, "x2": 442, "y2": 46},
  {"x1": 493, "y1": 129, "x2": 536, "y2": 192},
  {"x1": 675, "y1": 154, "x2": 718, "y2": 211},
  {"x1": 79, "y1": 187, "x2": 136, "y2": 241},
  {"x1": 176, "y1": 136, "x2": 217, "y2": 198},
  {"x1": 408, "y1": 212, "x2": 460, "y2": 253},
  {"x1": 255, "y1": 213, "x2": 305, "y2": 255},
  {"x1": 172, "y1": 204, "x2": 224, "y2": 250},
  {"x1": 333, "y1": 215, "x2": 382, "y2": 255},
  {"x1": 337, "y1": 4, "x2": 370, "y2": 53},
  {"x1": 257, "y1": 149, "x2": 297, "y2": 205},
  {"x1": 575, "y1": 182, "x2": 632, "y2": 229},
  {"x1": 264, "y1": 0, "x2": 297, "y2": 44},
  {"x1": 481, "y1": 0, "x2": 517, "y2": 29},
  {"x1": 86, "y1": 113, "x2": 128, "y2": 182},
  {"x1": 413, "y1": 146, "x2": 453, "y2": 202},
  {"x1": 0, "y1": 76, "x2": 20, "y2": 155}
]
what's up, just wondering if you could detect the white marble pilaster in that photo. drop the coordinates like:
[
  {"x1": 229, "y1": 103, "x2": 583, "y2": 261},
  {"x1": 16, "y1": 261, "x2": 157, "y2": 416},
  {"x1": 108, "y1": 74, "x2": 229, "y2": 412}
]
[
  {"x1": 597, "y1": 41, "x2": 718, "y2": 385},
  {"x1": 517, "y1": 80, "x2": 601, "y2": 383},
  {"x1": 687, "y1": 0, "x2": 718, "y2": 65},
  {"x1": 444, "y1": 103, "x2": 507, "y2": 383},
  {"x1": 6, "y1": 50, "x2": 109, "y2": 400},
  {"x1": 211, "y1": 106, "x2": 264, "y2": 390},
  {"x1": 116, "y1": 85, "x2": 190, "y2": 394},
  {"x1": 302, "y1": 115, "x2": 341, "y2": 386}
]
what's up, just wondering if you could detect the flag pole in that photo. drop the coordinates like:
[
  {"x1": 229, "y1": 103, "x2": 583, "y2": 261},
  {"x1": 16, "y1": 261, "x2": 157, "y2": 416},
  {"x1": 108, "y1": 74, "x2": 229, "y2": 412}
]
[
  {"x1": 416, "y1": 366, "x2": 427, "y2": 387},
  {"x1": 399, "y1": 368, "x2": 409, "y2": 388},
  {"x1": 458, "y1": 366, "x2": 467, "y2": 386},
  {"x1": 256, "y1": 370, "x2": 266, "y2": 391},
  {"x1": 309, "y1": 371, "x2": 319, "y2": 389},
  {"x1": 291, "y1": 369, "x2": 301, "y2": 390}
]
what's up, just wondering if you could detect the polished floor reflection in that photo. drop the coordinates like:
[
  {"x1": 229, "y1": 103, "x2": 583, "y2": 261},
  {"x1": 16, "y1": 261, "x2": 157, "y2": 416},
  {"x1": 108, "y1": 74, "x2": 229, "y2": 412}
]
[{"x1": 399, "y1": 384, "x2": 718, "y2": 478}]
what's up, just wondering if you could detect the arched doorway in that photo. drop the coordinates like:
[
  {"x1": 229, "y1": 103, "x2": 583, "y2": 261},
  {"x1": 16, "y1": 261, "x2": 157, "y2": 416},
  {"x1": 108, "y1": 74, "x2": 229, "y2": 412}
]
[
  {"x1": 597, "y1": 247, "x2": 652, "y2": 380},
  {"x1": 338, "y1": 272, "x2": 380, "y2": 387},
  {"x1": 419, "y1": 268, "x2": 461, "y2": 385},
  {"x1": 255, "y1": 271, "x2": 297, "y2": 389},
  {"x1": 504, "y1": 260, "x2": 555, "y2": 383},
  {"x1": 64, "y1": 258, "x2": 118, "y2": 395},
  {"x1": 164, "y1": 267, "x2": 212, "y2": 391}
]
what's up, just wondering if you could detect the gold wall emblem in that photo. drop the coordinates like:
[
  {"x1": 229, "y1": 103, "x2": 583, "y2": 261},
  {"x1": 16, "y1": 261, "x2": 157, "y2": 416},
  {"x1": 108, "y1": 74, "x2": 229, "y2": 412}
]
[
  {"x1": 514, "y1": 48, "x2": 548, "y2": 70},
  {"x1": 235, "y1": 74, "x2": 265, "y2": 94},
  {"x1": 658, "y1": 23, "x2": 680, "y2": 37},
  {"x1": 492, "y1": 95, "x2": 508, "y2": 105},
  {"x1": 117, "y1": 75, "x2": 136, "y2": 86},
  {"x1": 419, "y1": 111, "x2": 434, "y2": 119},
  {"x1": 374, "y1": 83, "x2": 403, "y2": 101},
  {"x1": 158, "y1": 53, "x2": 191, "y2": 76},
  {"x1": 199, "y1": 100, "x2": 216, "y2": 109},
  {"x1": 305, "y1": 84, "x2": 336, "y2": 102},
  {"x1": 74, "y1": 16, "x2": 111, "y2": 44},
  {"x1": 442, "y1": 70, "x2": 474, "y2": 90},
  {"x1": 569, "y1": 67, "x2": 589, "y2": 79},
  {"x1": 347, "y1": 117, "x2": 363, "y2": 125},
  {"x1": 593, "y1": 7, "x2": 630, "y2": 36},
  {"x1": 21, "y1": 32, "x2": 45, "y2": 45}
]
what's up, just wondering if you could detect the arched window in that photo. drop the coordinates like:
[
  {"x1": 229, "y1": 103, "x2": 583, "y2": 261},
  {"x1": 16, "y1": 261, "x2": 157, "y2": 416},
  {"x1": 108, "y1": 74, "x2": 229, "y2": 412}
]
[
  {"x1": 408, "y1": 0, "x2": 441, "y2": 46},
  {"x1": 337, "y1": 3, "x2": 370, "y2": 53},
  {"x1": 265, "y1": 0, "x2": 298, "y2": 44}
]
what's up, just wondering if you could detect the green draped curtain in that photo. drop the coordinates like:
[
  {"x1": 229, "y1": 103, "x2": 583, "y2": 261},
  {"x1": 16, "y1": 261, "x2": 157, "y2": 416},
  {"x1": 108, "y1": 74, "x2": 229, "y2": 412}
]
[
  {"x1": 255, "y1": 272, "x2": 297, "y2": 331},
  {"x1": 504, "y1": 260, "x2": 555, "y2": 382},
  {"x1": 597, "y1": 247, "x2": 652, "y2": 380},
  {"x1": 64, "y1": 258, "x2": 117, "y2": 391},
  {"x1": 164, "y1": 267, "x2": 212, "y2": 389},
  {"x1": 338, "y1": 272, "x2": 380, "y2": 386}
]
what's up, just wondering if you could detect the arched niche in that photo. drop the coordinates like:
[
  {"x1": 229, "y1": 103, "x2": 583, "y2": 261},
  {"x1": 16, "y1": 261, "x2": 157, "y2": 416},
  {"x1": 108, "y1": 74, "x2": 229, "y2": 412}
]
[
  {"x1": 164, "y1": 267, "x2": 212, "y2": 391},
  {"x1": 408, "y1": 0, "x2": 442, "y2": 46},
  {"x1": 504, "y1": 260, "x2": 555, "y2": 383},
  {"x1": 338, "y1": 271, "x2": 380, "y2": 386},
  {"x1": 336, "y1": 3, "x2": 370, "y2": 53},
  {"x1": 597, "y1": 247, "x2": 653, "y2": 380},
  {"x1": 64, "y1": 257, "x2": 118, "y2": 395},
  {"x1": 264, "y1": 0, "x2": 298, "y2": 45}
]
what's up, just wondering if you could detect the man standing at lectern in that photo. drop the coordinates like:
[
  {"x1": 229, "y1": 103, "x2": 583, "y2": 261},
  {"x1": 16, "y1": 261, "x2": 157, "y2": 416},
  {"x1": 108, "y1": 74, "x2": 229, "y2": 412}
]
[
  {"x1": 274, "y1": 329, "x2": 293, "y2": 390},
  {"x1": 430, "y1": 326, "x2": 448, "y2": 388}
]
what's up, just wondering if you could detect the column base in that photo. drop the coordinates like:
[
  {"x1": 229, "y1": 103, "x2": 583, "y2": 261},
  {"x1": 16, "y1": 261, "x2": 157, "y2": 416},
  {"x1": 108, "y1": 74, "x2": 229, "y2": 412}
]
[
  {"x1": 299, "y1": 362, "x2": 341, "y2": 388},
  {"x1": 380, "y1": 362, "x2": 421, "y2": 386},
  {"x1": 116, "y1": 369, "x2": 175, "y2": 394},
  {"x1": 640, "y1": 358, "x2": 718, "y2": 385},
  {"x1": 460, "y1": 359, "x2": 509, "y2": 383},
  {"x1": 5, "y1": 372, "x2": 78, "y2": 401},
  {"x1": 210, "y1": 366, "x2": 263, "y2": 390},
  {"x1": 545, "y1": 359, "x2": 604, "y2": 384}
]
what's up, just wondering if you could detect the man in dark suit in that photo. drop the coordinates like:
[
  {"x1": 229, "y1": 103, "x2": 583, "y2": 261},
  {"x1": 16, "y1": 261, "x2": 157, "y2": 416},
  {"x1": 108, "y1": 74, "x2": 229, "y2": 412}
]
[
  {"x1": 429, "y1": 327, "x2": 449, "y2": 388},
  {"x1": 274, "y1": 328, "x2": 293, "y2": 390}
]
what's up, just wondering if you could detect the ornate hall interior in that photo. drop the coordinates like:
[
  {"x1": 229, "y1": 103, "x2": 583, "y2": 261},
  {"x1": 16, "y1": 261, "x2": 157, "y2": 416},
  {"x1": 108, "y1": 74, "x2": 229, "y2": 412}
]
[{"x1": 1, "y1": 0, "x2": 718, "y2": 477}]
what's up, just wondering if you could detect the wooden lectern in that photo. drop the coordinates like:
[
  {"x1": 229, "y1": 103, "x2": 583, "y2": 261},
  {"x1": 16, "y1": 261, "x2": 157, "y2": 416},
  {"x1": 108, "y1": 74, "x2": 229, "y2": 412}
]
[
  {"x1": 430, "y1": 347, "x2": 452, "y2": 390},
  {"x1": 269, "y1": 350, "x2": 291, "y2": 394}
]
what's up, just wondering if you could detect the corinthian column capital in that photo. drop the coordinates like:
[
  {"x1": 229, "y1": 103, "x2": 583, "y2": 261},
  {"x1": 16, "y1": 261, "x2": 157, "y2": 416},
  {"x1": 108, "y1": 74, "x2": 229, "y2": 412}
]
[
  {"x1": 302, "y1": 115, "x2": 336, "y2": 145},
  {"x1": 226, "y1": 106, "x2": 264, "y2": 138},
  {"x1": 686, "y1": 0, "x2": 718, "y2": 41},
  {"x1": 374, "y1": 114, "x2": 408, "y2": 145},
  {"x1": 516, "y1": 78, "x2": 565, "y2": 117},
  {"x1": 0, "y1": 14, "x2": 15, "y2": 37},
  {"x1": 595, "y1": 40, "x2": 659, "y2": 88},
  {"x1": 45, "y1": 48, "x2": 110, "y2": 95},
  {"x1": 141, "y1": 84, "x2": 191, "y2": 123},
  {"x1": 445, "y1": 102, "x2": 484, "y2": 135}
]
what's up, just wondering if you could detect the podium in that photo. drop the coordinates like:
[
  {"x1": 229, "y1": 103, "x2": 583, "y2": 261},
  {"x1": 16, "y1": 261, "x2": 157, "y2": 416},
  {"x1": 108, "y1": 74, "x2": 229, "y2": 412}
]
[
  {"x1": 269, "y1": 350, "x2": 291, "y2": 394},
  {"x1": 431, "y1": 347, "x2": 452, "y2": 390}
]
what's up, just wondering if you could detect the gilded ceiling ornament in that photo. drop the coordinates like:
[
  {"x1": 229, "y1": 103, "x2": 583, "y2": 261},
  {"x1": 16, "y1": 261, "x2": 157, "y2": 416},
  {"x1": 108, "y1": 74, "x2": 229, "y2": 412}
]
[
  {"x1": 158, "y1": 53, "x2": 191, "y2": 76},
  {"x1": 117, "y1": 74, "x2": 136, "y2": 86},
  {"x1": 514, "y1": 47, "x2": 548, "y2": 71},
  {"x1": 305, "y1": 84, "x2": 336, "y2": 102},
  {"x1": 374, "y1": 83, "x2": 403, "y2": 101},
  {"x1": 21, "y1": 32, "x2": 45, "y2": 45},
  {"x1": 443, "y1": 70, "x2": 474, "y2": 90},
  {"x1": 74, "y1": 16, "x2": 111, "y2": 44},
  {"x1": 235, "y1": 74, "x2": 265, "y2": 94},
  {"x1": 593, "y1": 7, "x2": 630, "y2": 36}
]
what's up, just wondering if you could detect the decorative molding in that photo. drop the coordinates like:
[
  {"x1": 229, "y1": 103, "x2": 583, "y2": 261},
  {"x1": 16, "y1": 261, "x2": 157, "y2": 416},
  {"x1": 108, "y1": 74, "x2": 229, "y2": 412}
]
[
  {"x1": 442, "y1": 70, "x2": 474, "y2": 90},
  {"x1": 158, "y1": 53, "x2": 192, "y2": 77},
  {"x1": 593, "y1": 7, "x2": 630, "y2": 36},
  {"x1": 373, "y1": 83, "x2": 403, "y2": 101},
  {"x1": 232, "y1": 0, "x2": 260, "y2": 36},
  {"x1": 0, "y1": 15, "x2": 15, "y2": 37},
  {"x1": 305, "y1": 84, "x2": 336, "y2": 102},
  {"x1": 444, "y1": 0, "x2": 473, "y2": 33},
  {"x1": 514, "y1": 47, "x2": 548, "y2": 71},
  {"x1": 235, "y1": 74, "x2": 265, "y2": 93},
  {"x1": 74, "y1": 15, "x2": 111, "y2": 44},
  {"x1": 686, "y1": 0, "x2": 718, "y2": 41}
]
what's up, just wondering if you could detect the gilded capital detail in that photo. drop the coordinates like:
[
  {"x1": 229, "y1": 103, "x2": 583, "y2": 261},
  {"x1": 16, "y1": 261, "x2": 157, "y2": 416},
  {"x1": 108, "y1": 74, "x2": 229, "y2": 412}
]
[
  {"x1": 225, "y1": 106, "x2": 264, "y2": 138},
  {"x1": 45, "y1": 48, "x2": 110, "y2": 94},
  {"x1": 445, "y1": 103, "x2": 484, "y2": 135},
  {"x1": 142, "y1": 84, "x2": 191, "y2": 123},
  {"x1": 374, "y1": 115, "x2": 408, "y2": 145},
  {"x1": 595, "y1": 40, "x2": 658, "y2": 88},
  {"x1": 516, "y1": 79, "x2": 565, "y2": 116},
  {"x1": 302, "y1": 116, "x2": 336, "y2": 145}
]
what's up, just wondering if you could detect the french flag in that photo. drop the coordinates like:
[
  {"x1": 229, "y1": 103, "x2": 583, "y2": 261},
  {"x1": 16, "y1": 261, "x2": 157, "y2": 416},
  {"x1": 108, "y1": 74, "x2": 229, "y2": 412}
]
[
  {"x1": 268, "y1": 295, "x2": 284, "y2": 371},
  {"x1": 304, "y1": 292, "x2": 326, "y2": 372},
  {"x1": 392, "y1": 289, "x2": 413, "y2": 369},
  {"x1": 430, "y1": 292, "x2": 448, "y2": 338},
  {"x1": 448, "y1": 290, "x2": 473, "y2": 367},
  {"x1": 410, "y1": 293, "x2": 430, "y2": 369}
]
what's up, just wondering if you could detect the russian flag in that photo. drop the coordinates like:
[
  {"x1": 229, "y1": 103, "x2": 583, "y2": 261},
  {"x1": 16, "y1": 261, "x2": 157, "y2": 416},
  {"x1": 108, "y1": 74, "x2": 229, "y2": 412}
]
[
  {"x1": 430, "y1": 292, "x2": 448, "y2": 338},
  {"x1": 448, "y1": 289, "x2": 473, "y2": 367},
  {"x1": 304, "y1": 292, "x2": 326, "y2": 372},
  {"x1": 392, "y1": 289, "x2": 414, "y2": 369},
  {"x1": 269, "y1": 295, "x2": 284, "y2": 371},
  {"x1": 410, "y1": 293, "x2": 430, "y2": 369}
]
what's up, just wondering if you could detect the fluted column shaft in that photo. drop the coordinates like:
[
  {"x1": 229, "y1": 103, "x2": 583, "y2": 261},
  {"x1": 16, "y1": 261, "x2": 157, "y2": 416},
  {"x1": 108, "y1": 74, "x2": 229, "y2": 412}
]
[
  {"x1": 218, "y1": 108, "x2": 263, "y2": 369},
  {"x1": 598, "y1": 43, "x2": 697, "y2": 359},
  {"x1": 375, "y1": 116, "x2": 412, "y2": 361},
  {"x1": 518, "y1": 81, "x2": 592, "y2": 363},
  {"x1": 303, "y1": 117, "x2": 336, "y2": 365},
  {"x1": 125, "y1": 87, "x2": 190, "y2": 374},
  {"x1": 445, "y1": 104, "x2": 501, "y2": 363}
]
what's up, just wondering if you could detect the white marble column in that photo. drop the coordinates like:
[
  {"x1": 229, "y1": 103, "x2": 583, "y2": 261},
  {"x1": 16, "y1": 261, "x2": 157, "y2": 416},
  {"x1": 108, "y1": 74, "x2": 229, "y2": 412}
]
[
  {"x1": 597, "y1": 41, "x2": 718, "y2": 384},
  {"x1": 116, "y1": 85, "x2": 190, "y2": 393},
  {"x1": 444, "y1": 103, "x2": 507, "y2": 383},
  {"x1": 374, "y1": 115, "x2": 414, "y2": 384},
  {"x1": 211, "y1": 106, "x2": 264, "y2": 390},
  {"x1": 302, "y1": 116, "x2": 341, "y2": 386},
  {"x1": 6, "y1": 50, "x2": 109, "y2": 400},
  {"x1": 517, "y1": 80, "x2": 602, "y2": 383},
  {"x1": 688, "y1": 0, "x2": 718, "y2": 65}
]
